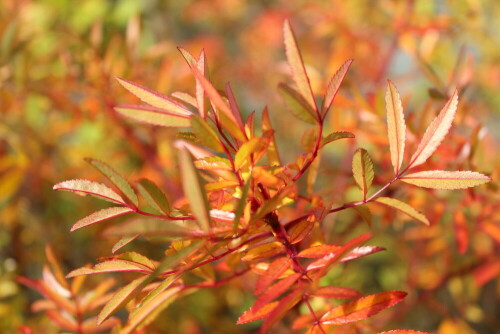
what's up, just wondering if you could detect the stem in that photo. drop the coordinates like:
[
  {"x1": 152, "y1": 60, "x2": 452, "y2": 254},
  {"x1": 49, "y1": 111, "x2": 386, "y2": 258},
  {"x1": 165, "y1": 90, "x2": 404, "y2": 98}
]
[
  {"x1": 292, "y1": 122, "x2": 323, "y2": 182},
  {"x1": 303, "y1": 296, "x2": 326, "y2": 334}
]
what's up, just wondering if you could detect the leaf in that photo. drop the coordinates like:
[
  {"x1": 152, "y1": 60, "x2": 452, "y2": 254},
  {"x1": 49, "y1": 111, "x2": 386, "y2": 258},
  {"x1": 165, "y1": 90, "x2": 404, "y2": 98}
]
[
  {"x1": 374, "y1": 197, "x2": 429, "y2": 226},
  {"x1": 320, "y1": 291, "x2": 407, "y2": 325},
  {"x1": 112, "y1": 235, "x2": 140, "y2": 254},
  {"x1": 408, "y1": 90, "x2": 458, "y2": 168},
  {"x1": 115, "y1": 76, "x2": 191, "y2": 116},
  {"x1": 288, "y1": 219, "x2": 314, "y2": 244},
  {"x1": 322, "y1": 59, "x2": 353, "y2": 116},
  {"x1": 97, "y1": 276, "x2": 148, "y2": 325},
  {"x1": 242, "y1": 242, "x2": 286, "y2": 261},
  {"x1": 261, "y1": 288, "x2": 303, "y2": 333},
  {"x1": 340, "y1": 245, "x2": 386, "y2": 263},
  {"x1": 279, "y1": 83, "x2": 317, "y2": 124},
  {"x1": 136, "y1": 179, "x2": 170, "y2": 215},
  {"x1": 351, "y1": 205, "x2": 372, "y2": 227},
  {"x1": 234, "y1": 137, "x2": 264, "y2": 170},
  {"x1": 255, "y1": 257, "x2": 292, "y2": 295},
  {"x1": 53, "y1": 179, "x2": 125, "y2": 205},
  {"x1": 311, "y1": 286, "x2": 362, "y2": 299},
  {"x1": 283, "y1": 20, "x2": 317, "y2": 111},
  {"x1": 70, "y1": 207, "x2": 133, "y2": 232},
  {"x1": 115, "y1": 104, "x2": 191, "y2": 128},
  {"x1": 237, "y1": 301, "x2": 279, "y2": 324},
  {"x1": 298, "y1": 244, "x2": 341, "y2": 258},
  {"x1": 251, "y1": 187, "x2": 295, "y2": 223},
  {"x1": 233, "y1": 179, "x2": 251, "y2": 233},
  {"x1": 253, "y1": 273, "x2": 302, "y2": 310},
  {"x1": 86, "y1": 159, "x2": 139, "y2": 207},
  {"x1": 352, "y1": 148, "x2": 374, "y2": 198},
  {"x1": 67, "y1": 260, "x2": 149, "y2": 277},
  {"x1": 385, "y1": 80, "x2": 406, "y2": 175},
  {"x1": 262, "y1": 107, "x2": 281, "y2": 166},
  {"x1": 178, "y1": 147, "x2": 211, "y2": 232},
  {"x1": 378, "y1": 331, "x2": 431, "y2": 334},
  {"x1": 400, "y1": 170, "x2": 491, "y2": 189},
  {"x1": 320, "y1": 131, "x2": 355, "y2": 148},
  {"x1": 191, "y1": 115, "x2": 224, "y2": 151},
  {"x1": 120, "y1": 286, "x2": 181, "y2": 333}
]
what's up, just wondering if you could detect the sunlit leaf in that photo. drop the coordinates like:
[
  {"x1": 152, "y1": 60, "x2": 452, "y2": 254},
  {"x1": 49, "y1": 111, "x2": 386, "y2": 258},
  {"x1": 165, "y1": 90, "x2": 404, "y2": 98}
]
[
  {"x1": 340, "y1": 245, "x2": 386, "y2": 263},
  {"x1": 67, "y1": 260, "x2": 149, "y2": 277},
  {"x1": 320, "y1": 131, "x2": 355, "y2": 148},
  {"x1": 288, "y1": 219, "x2": 314, "y2": 244},
  {"x1": 262, "y1": 107, "x2": 281, "y2": 166},
  {"x1": 253, "y1": 273, "x2": 302, "y2": 310},
  {"x1": 86, "y1": 159, "x2": 139, "y2": 207},
  {"x1": 237, "y1": 301, "x2": 279, "y2": 324},
  {"x1": 322, "y1": 59, "x2": 353, "y2": 117},
  {"x1": 251, "y1": 187, "x2": 295, "y2": 223},
  {"x1": 234, "y1": 137, "x2": 264, "y2": 170},
  {"x1": 233, "y1": 179, "x2": 251, "y2": 233},
  {"x1": 242, "y1": 242, "x2": 286, "y2": 261},
  {"x1": 408, "y1": 90, "x2": 458, "y2": 168},
  {"x1": 279, "y1": 83, "x2": 317, "y2": 124},
  {"x1": 137, "y1": 179, "x2": 170, "y2": 215},
  {"x1": 311, "y1": 286, "x2": 361, "y2": 299},
  {"x1": 283, "y1": 20, "x2": 317, "y2": 111},
  {"x1": 115, "y1": 76, "x2": 191, "y2": 116},
  {"x1": 352, "y1": 148, "x2": 374, "y2": 198},
  {"x1": 178, "y1": 147, "x2": 211, "y2": 232},
  {"x1": 191, "y1": 115, "x2": 224, "y2": 151},
  {"x1": 261, "y1": 288, "x2": 303, "y2": 333},
  {"x1": 385, "y1": 80, "x2": 406, "y2": 175},
  {"x1": 374, "y1": 197, "x2": 429, "y2": 225},
  {"x1": 298, "y1": 244, "x2": 341, "y2": 258},
  {"x1": 320, "y1": 291, "x2": 407, "y2": 325},
  {"x1": 53, "y1": 179, "x2": 125, "y2": 205},
  {"x1": 112, "y1": 235, "x2": 140, "y2": 254},
  {"x1": 378, "y1": 330, "x2": 431, "y2": 334},
  {"x1": 70, "y1": 207, "x2": 133, "y2": 232},
  {"x1": 400, "y1": 170, "x2": 491, "y2": 189},
  {"x1": 115, "y1": 104, "x2": 191, "y2": 128}
]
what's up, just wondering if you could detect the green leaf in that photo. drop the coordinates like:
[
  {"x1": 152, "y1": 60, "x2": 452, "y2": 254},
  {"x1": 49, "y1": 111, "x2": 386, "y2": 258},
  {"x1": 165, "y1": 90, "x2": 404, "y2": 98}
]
[
  {"x1": 233, "y1": 178, "x2": 251, "y2": 233},
  {"x1": 137, "y1": 179, "x2": 170, "y2": 215},
  {"x1": 352, "y1": 148, "x2": 374, "y2": 198},
  {"x1": 400, "y1": 170, "x2": 491, "y2": 189},
  {"x1": 283, "y1": 20, "x2": 317, "y2": 111},
  {"x1": 115, "y1": 76, "x2": 191, "y2": 116},
  {"x1": 53, "y1": 179, "x2": 125, "y2": 205},
  {"x1": 115, "y1": 105, "x2": 191, "y2": 128},
  {"x1": 70, "y1": 207, "x2": 134, "y2": 232},
  {"x1": 190, "y1": 115, "x2": 224, "y2": 151},
  {"x1": 97, "y1": 276, "x2": 148, "y2": 325},
  {"x1": 279, "y1": 83, "x2": 317, "y2": 124},
  {"x1": 178, "y1": 147, "x2": 211, "y2": 232},
  {"x1": 320, "y1": 131, "x2": 355, "y2": 148},
  {"x1": 374, "y1": 197, "x2": 429, "y2": 225},
  {"x1": 86, "y1": 159, "x2": 139, "y2": 208}
]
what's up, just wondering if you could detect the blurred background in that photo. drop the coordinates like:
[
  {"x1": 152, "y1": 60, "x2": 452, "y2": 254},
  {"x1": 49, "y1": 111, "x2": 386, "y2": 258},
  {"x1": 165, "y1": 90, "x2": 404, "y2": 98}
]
[{"x1": 0, "y1": 0, "x2": 498, "y2": 333}]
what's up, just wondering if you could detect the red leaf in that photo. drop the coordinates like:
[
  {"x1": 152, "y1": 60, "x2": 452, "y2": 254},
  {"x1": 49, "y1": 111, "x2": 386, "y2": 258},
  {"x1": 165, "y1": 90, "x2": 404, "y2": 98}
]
[
  {"x1": 320, "y1": 291, "x2": 407, "y2": 325},
  {"x1": 260, "y1": 288, "x2": 303, "y2": 333},
  {"x1": 340, "y1": 246, "x2": 386, "y2": 263},
  {"x1": 253, "y1": 273, "x2": 302, "y2": 310},
  {"x1": 237, "y1": 301, "x2": 279, "y2": 324},
  {"x1": 255, "y1": 257, "x2": 292, "y2": 295},
  {"x1": 311, "y1": 286, "x2": 362, "y2": 299},
  {"x1": 378, "y1": 331, "x2": 431, "y2": 334},
  {"x1": 298, "y1": 244, "x2": 341, "y2": 258}
]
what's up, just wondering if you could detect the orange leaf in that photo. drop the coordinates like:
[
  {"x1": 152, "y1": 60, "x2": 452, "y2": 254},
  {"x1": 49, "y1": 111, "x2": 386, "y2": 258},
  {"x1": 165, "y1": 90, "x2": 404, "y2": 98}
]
[
  {"x1": 312, "y1": 286, "x2": 362, "y2": 299},
  {"x1": 255, "y1": 257, "x2": 292, "y2": 295},
  {"x1": 237, "y1": 301, "x2": 279, "y2": 324},
  {"x1": 378, "y1": 331, "x2": 431, "y2": 334},
  {"x1": 261, "y1": 288, "x2": 303, "y2": 333},
  {"x1": 320, "y1": 291, "x2": 407, "y2": 325},
  {"x1": 408, "y1": 90, "x2": 458, "y2": 169},
  {"x1": 283, "y1": 20, "x2": 317, "y2": 112},
  {"x1": 242, "y1": 242, "x2": 286, "y2": 262},
  {"x1": 340, "y1": 246, "x2": 386, "y2": 263},
  {"x1": 453, "y1": 211, "x2": 468, "y2": 254},
  {"x1": 253, "y1": 273, "x2": 302, "y2": 310},
  {"x1": 322, "y1": 59, "x2": 353, "y2": 117},
  {"x1": 385, "y1": 80, "x2": 406, "y2": 175},
  {"x1": 288, "y1": 219, "x2": 314, "y2": 244},
  {"x1": 298, "y1": 244, "x2": 341, "y2": 258}
]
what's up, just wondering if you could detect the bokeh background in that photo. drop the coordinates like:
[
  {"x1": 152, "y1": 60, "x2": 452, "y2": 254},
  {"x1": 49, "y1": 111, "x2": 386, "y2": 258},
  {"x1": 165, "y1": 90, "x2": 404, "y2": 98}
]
[{"x1": 0, "y1": 0, "x2": 498, "y2": 333}]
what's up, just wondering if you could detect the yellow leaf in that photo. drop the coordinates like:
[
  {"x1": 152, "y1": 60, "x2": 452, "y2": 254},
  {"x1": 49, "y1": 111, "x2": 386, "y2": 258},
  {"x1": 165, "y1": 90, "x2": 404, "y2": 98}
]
[
  {"x1": 322, "y1": 59, "x2": 353, "y2": 117},
  {"x1": 408, "y1": 90, "x2": 458, "y2": 168},
  {"x1": 242, "y1": 242, "x2": 286, "y2": 261},
  {"x1": 178, "y1": 147, "x2": 211, "y2": 232},
  {"x1": 115, "y1": 77, "x2": 191, "y2": 116},
  {"x1": 385, "y1": 80, "x2": 406, "y2": 175},
  {"x1": 375, "y1": 197, "x2": 429, "y2": 225},
  {"x1": 283, "y1": 20, "x2": 317, "y2": 112},
  {"x1": 70, "y1": 207, "x2": 134, "y2": 232},
  {"x1": 234, "y1": 138, "x2": 265, "y2": 170},
  {"x1": 401, "y1": 170, "x2": 491, "y2": 189},
  {"x1": 352, "y1": 148, "x2": 374, "y2": 198},
  {"x1": 115, "y1": 105, "x2": 191, "y2": 128},
  {"x1": 54, "y1": 179, "x2": 125, "y2": 205}
]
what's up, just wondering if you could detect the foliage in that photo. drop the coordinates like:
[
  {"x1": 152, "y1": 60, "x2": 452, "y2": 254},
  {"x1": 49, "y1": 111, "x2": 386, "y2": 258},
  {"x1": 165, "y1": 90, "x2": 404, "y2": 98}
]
[{"x1": 1, "y1": 0, "x2": 499, "y2": 333}]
